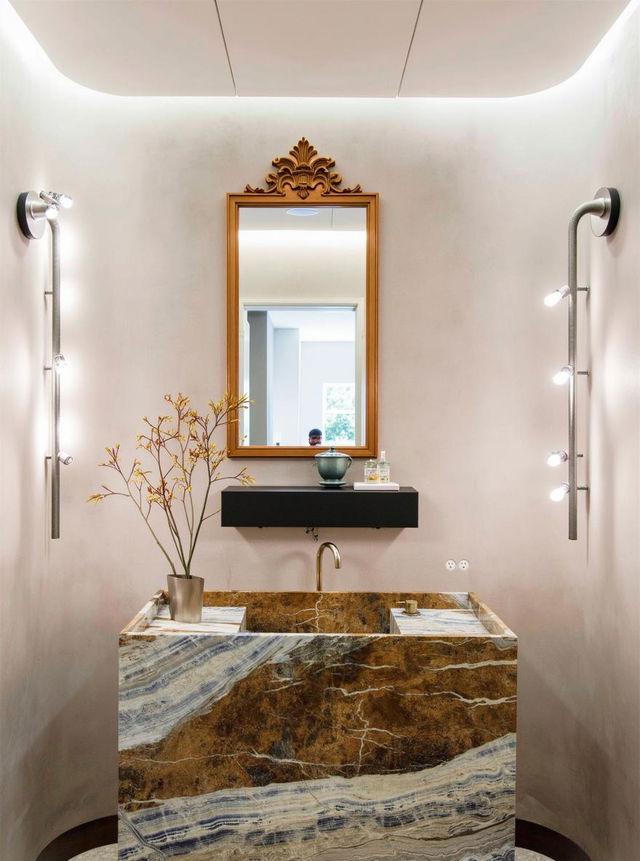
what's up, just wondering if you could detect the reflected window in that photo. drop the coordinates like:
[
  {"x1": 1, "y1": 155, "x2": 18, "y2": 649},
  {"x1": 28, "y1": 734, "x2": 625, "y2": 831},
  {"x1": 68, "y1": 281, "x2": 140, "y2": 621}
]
[{"x1": 323, "y1": 383, "x2": 356, "y2": 445}]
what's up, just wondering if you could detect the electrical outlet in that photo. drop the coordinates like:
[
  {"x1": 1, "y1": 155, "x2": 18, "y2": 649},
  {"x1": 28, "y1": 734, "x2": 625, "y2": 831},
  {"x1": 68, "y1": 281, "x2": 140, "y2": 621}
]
[
  {"x1": 445, "y1": 559, "x2": 457, "y2": 571},
  {"x1": 458, "y1": 559, "x2": 470, "y2": 571}
]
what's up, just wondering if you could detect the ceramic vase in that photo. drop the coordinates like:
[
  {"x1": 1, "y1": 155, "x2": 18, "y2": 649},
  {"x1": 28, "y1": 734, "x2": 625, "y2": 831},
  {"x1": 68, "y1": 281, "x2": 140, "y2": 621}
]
[{"x1": 314, "y1": 446, "x2": 353, "y2": 486}]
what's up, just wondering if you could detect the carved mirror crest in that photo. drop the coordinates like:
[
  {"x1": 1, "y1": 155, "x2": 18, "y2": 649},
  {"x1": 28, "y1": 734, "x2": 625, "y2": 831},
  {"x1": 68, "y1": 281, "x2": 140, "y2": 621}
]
[{"x1": 227, "y1": 138, "x2": 378, "y2": 458}]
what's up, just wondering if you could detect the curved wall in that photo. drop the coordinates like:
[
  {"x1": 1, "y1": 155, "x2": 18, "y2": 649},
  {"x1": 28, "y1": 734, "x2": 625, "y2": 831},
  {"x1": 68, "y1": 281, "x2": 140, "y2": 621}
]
[{"x1": 0, "y1": 2, "x2": 638, "y2": 858}]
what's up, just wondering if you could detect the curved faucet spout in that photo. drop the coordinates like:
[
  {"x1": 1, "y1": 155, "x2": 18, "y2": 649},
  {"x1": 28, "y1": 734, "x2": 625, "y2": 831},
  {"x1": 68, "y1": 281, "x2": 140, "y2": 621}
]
[{"x1": 316, "y1": 542, "x2": 341, "y2": 592}]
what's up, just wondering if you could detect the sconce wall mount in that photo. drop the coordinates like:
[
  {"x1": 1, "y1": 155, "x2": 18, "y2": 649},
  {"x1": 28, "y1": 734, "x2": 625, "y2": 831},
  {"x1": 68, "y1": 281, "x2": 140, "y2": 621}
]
[
  {"x1": 590, "y1": 187, "x2": 620, "y2": 237},
  {"x1": 17, "y1": 190, "x2": 53, "y2": 239}
]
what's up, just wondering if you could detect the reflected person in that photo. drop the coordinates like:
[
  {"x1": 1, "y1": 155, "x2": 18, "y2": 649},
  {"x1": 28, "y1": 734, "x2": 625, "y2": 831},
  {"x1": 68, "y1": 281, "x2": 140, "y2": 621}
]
[{"x1": 308, "y1": 428, "x2": 323, "y2": 446}]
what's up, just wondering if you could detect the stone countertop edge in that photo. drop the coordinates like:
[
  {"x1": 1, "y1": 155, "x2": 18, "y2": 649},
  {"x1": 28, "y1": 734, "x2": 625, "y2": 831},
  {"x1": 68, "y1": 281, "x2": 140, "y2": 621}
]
[{"x1": 119, "y1": 589, "x2": 516, "y2": 641}]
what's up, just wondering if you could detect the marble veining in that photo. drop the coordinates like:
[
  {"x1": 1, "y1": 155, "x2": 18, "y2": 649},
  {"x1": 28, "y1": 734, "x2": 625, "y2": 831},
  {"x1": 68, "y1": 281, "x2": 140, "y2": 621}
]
[
  {"x1": 71, "y1": 846, "x2": 552, "y2": 860},
  {"x1": 198, "y1": 590, "x2": 475, "y2": 634},
  {"x1": 390, "y1": 607, "x2": 499, "y2": 635},
  {"x1": 119, "y1": 591, "x2": 517, "y2": 860},
  {"x1": 147, "y1": 605, "x2": 247, "y2": 634},
  {"x1": 119, "y1": 632, "x2": 359, "y2": 750},
  {"x1": 119, "y1": 734, "x2": 516, "y2": 860},
  {"x1": 72, "y1": 845, "x2": 552, "y2": 860}
]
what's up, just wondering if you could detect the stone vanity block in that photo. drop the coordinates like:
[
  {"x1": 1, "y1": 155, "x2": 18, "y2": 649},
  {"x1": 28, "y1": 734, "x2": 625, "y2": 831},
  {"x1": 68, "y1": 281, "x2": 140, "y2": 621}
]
[{"x1": 119, "y1": 590, "x2": 517, "y2": 860}]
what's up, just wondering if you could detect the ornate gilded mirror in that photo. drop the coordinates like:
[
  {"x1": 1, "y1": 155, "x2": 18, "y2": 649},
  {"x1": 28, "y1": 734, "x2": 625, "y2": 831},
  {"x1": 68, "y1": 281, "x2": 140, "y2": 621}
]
[{"x1": 227, "y1": 138, "x2": 378, "y2": 458}]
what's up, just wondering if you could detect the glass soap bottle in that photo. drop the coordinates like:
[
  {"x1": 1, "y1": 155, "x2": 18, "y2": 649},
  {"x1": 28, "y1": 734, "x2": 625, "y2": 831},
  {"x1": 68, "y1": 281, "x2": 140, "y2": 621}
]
[
  {"x1": 364, "y1": 457, "x2": 378, "y2": 482},
  {"x1": 377, "y1": 451, "x2": 390, "y2": 482}
]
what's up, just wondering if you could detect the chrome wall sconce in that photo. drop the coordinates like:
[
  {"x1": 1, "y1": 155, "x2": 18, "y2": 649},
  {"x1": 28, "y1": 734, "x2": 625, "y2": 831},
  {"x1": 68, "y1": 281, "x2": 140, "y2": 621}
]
[
  {"x1": 17, "y1": 190, "x2": 74, "y2": 539},
  {"x1": 545, "y1": 187, "x2": 620, "y2": 540}
]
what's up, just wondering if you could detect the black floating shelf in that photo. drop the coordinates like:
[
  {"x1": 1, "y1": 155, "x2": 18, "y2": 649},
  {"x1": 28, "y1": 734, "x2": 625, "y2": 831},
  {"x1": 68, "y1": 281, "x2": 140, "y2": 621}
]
[{"x1": 221, "y1": 486, "x2": 419, "y2": 529}]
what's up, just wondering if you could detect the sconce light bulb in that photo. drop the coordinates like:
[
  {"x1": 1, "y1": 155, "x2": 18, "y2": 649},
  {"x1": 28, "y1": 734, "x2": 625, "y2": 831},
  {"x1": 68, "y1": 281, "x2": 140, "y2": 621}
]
[
  {"x1": 550, "y1": 482, "x2": 570, "y2": 502},
  {"x1": 544, "y1": 285, "x2": 570, "y2": 307},
  {"x1": 547, "y1": 450, "x2": 568, "y2": 467},
  {"x1": 41, "y1": 191, "x2": 73, "y2": 209},
  {"x1": 553, "y1": 365, "x2": 574, "y2": 386},
  {"x1": 53, "y1": 353, "x2": 67, "y2": 373},
  {"x1": 57, "y1": 452, "x2": 73, "y2": 466}
]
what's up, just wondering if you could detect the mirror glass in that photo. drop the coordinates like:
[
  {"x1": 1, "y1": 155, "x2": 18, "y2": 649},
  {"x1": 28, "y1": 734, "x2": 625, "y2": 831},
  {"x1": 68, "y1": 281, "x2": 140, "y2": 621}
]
[{"x1": 237, "y1": 205, "x2": 367, "y2": 448}]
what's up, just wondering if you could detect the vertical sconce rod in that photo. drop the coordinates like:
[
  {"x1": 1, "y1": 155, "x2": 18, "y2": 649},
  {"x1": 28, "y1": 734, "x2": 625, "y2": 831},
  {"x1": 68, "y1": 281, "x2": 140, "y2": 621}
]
[
  {"x1": 16, "y1": 190, "x2": 73, "y2": 540},
  {"x1": 566, "y1": 187, "x2": 620, "y2": 540},
  {"x1": 50, "y1": 218, "x2": 61, "y2": 539}
]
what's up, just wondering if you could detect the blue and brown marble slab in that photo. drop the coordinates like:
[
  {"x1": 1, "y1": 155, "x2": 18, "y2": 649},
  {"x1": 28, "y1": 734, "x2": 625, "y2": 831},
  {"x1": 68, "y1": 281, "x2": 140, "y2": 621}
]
[
  {"x1": 119, "y1": 591, "x2": 517, "y2": 860},
  {"x1": 148, "y1": 604, "x2": 247, "y2": 634}
]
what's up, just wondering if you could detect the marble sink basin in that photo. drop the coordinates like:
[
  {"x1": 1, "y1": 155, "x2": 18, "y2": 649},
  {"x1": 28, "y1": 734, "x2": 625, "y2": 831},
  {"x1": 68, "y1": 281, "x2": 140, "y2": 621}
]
[{"x1": 119, "y1": 590, "x2": 517, "y2": 860}]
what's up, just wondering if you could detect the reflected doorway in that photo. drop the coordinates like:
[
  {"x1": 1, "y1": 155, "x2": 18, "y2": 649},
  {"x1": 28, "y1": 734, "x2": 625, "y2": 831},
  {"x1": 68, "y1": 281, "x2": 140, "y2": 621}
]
[{"x1": 240, "y1": 304, "x2": 364, "y2": 447}]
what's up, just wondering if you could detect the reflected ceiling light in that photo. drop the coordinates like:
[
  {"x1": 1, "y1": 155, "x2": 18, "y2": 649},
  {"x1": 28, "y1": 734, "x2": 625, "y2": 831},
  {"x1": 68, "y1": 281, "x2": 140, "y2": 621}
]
[
  {"x1": 552, "y1": 365, "x2": 574, "y2": 385},
  {"x1": 286, "y1": 208, "x2": 318, "y2": 216},
  {"x1": 550, "y1": 483, "x2": 570, "y2": 502},
  {"x1": 544, "y1": 285, "x2": 570, "y2": 307},
  {"x1": 547, "y1": 450, "x2": 568, "y2": 467}
]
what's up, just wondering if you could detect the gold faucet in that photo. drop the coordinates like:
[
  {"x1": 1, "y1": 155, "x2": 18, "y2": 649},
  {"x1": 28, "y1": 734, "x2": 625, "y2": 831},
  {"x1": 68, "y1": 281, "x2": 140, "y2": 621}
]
[{"x1": 316, "y1": 541, "x2": 341, "y2": 591}]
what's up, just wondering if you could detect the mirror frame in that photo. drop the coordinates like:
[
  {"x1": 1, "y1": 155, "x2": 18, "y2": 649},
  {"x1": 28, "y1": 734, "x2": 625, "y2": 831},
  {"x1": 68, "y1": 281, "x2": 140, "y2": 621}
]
[{"x1": 226, "y1": 138, "x2": 378, "y2": 458}]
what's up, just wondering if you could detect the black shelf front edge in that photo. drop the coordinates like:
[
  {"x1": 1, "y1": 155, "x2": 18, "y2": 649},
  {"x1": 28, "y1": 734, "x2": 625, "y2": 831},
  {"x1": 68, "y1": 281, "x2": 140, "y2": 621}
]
[{"x1": 221, "y1": 486, "x2": 419, "y2": 528}]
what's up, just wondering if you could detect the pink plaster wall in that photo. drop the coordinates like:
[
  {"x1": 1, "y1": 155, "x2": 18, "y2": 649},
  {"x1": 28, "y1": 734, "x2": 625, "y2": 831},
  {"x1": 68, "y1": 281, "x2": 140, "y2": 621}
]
[{"x1": 0, "y1": 2, "x2": 637, "y2": 858}]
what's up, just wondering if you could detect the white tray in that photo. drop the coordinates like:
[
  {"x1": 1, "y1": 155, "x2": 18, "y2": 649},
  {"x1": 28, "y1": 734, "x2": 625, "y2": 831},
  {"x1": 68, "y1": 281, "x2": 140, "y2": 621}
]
[{"x1": 353, "y1": 481, "x2": 400, "y2": 491}]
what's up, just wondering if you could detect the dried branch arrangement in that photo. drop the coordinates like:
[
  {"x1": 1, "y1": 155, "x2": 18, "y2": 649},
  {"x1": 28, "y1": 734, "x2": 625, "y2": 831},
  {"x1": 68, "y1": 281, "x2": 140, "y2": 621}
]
[{"x1": 89, "y1": 393, "x2": 253, "y2": 577}]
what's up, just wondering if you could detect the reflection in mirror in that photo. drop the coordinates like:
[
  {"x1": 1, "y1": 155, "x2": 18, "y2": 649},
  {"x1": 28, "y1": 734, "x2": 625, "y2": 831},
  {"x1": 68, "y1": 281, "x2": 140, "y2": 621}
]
[{"x1": 238, "y1": 206, "x2": 366, "y2": 447}]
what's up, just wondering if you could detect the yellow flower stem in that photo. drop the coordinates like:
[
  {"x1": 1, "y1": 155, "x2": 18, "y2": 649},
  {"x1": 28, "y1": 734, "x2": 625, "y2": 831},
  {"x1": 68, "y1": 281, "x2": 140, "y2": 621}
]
[
  {"x1": 148, "y1": 425, "x2": 189, "y2": 574},
  {"x1": 92, "y1": 394, "x2": 252, "y2": 581},
  {"x1": 109, "y1": 459, "x2": 177, "y2": 577},
  {"x1": 176, "y1": 410, "x2": 195, "y2": 542},
  {"x1": 186, "y1": 437, "x2": 214, "y2": 571}
]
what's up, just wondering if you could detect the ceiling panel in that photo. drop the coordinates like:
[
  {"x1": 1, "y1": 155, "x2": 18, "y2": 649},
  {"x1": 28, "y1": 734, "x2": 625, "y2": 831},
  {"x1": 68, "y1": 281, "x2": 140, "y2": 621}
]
[
  {"x1": 217, "y1": 0, "x2": 422, "y2": 97},
  {"x1": 9, "y1": 0, "x2": 235, "y2": 96},
  {"x1": 400, "y1": 0, "x2": 629, "y2": 97},
  {"x1": 7, "y1": 0, "x2": 632, "y2": 97}
]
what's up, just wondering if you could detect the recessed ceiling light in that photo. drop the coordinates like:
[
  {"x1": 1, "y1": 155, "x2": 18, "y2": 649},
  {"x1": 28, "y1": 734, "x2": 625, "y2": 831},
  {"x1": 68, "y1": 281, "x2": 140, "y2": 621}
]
[{"x1": 286, "y1": 208, "x2": 319, "y2": 217}]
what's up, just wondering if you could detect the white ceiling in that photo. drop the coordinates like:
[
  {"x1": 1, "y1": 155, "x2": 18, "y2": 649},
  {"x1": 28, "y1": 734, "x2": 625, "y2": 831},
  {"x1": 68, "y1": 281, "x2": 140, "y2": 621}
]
[
  {"x1": 9, "y1": 0, "x2": 630, "y2": 98},
  {"x1": 266, "y1": 308, "x2": 356, "y2": 341}
]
